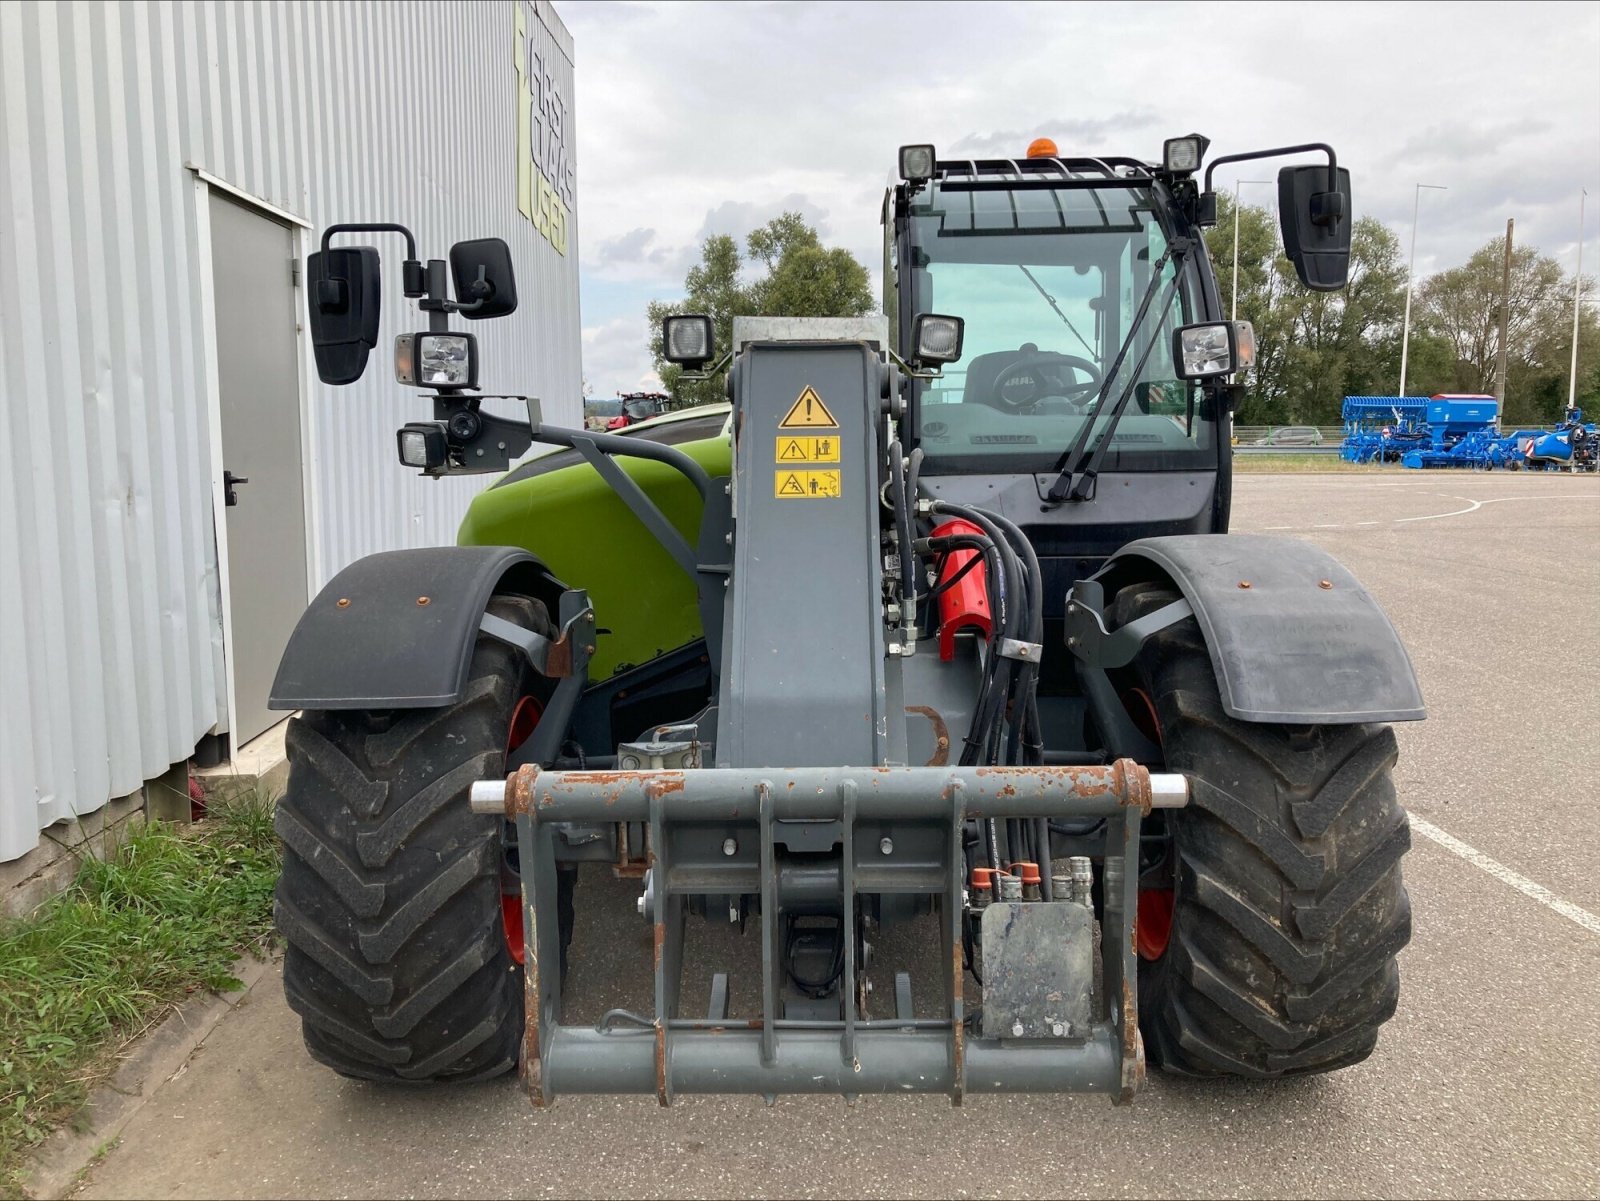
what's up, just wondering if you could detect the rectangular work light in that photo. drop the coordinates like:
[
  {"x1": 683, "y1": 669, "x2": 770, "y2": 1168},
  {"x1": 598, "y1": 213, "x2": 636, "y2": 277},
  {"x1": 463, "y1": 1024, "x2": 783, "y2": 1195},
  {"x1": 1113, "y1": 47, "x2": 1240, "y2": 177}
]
[
  {"x1": 662, "y1": 314, "x2": 714, "y2": 369},
  {"x1": 1172, "y1": 321, "x2": 1255, "y2": 380},
  {"x1": 898, "y1": 144, "x2": 936, "y2": 184},
  {"x1": 1162, "y1": 133, "x2": 1210, "y2": 175},
  {"x1": 395, "y1": 332, "x2": 478, "y2": 391},
  {"x1": 911, "y1": 313, "x2": 965, "y2": 365},
  {"x1": 396, "y1": 421, "x2": 449, "y2": 470}
]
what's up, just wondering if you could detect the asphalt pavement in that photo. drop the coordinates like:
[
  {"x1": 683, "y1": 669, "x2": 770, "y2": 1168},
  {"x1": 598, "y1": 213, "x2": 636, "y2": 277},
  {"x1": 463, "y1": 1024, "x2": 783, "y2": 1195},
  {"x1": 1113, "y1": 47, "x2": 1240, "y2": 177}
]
[{"x1": 76, "y1": 471, "x2": 1600, "y2": 1201}]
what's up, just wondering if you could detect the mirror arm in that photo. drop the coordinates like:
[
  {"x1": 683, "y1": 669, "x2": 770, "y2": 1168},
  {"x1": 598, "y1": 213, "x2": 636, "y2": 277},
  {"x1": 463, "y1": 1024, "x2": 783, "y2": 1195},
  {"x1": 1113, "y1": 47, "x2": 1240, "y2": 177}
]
[
  {"x1": 321, "y1": 223, "x2": 426, "y2": 298},
  {"x1": 1202, "y1": 143, "x2": 1338, "y2": 195}
]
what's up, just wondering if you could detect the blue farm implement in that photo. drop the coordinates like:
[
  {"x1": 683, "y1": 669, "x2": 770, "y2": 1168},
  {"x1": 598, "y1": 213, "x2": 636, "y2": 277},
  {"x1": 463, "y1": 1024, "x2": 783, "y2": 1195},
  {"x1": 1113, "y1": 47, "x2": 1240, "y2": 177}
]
[{"x1": 1342, "y1": 395, "x2": 1598, "y2": 471}]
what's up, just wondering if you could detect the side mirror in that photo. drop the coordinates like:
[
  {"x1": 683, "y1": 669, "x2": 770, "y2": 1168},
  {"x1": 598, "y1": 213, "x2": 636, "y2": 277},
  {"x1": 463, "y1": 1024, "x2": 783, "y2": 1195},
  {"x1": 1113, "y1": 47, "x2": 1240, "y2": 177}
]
[
  {"x1": 1278, "y1": 165, "x2": 1352, "y2": 291},
  {"x1": 307, "y1": 246, "x2": 381, "y2": 384},
  {"x1": 449, "y1": 238, "x2": 518, "y2": 319}
]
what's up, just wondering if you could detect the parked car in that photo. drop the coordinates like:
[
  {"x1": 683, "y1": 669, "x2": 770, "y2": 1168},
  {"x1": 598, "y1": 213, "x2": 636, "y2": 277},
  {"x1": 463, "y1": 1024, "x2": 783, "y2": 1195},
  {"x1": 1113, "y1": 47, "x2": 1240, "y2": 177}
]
[{"x1": 1253, "y1": 426, "x2": 1324, "y2": 446}]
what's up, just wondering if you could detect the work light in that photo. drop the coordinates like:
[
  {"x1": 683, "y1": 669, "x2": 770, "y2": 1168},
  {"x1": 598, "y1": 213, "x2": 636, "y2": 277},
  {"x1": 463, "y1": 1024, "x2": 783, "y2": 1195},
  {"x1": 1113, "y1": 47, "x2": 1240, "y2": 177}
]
[
  {"x1": 1173, "y1": 321, "x2": 1253, "y2": 380},
  {"x1": 396, "y1": 421, "x2": 449, "y2": 470},
  {"x1": 898, "y1": 144, "x2": 936, "y2": 184},
  {"x1": 1162, "y1": 133, "x2": 1209, "y2": 175},
  {"x1": 911, "y1": 313, "x2": 965, "y2": 365},
  {"x1": 662, "y1": 314, "x2": 714, "y2": 368},
  {"x1": 395, "y1": 332, "x2": 478, "y2": 390}
]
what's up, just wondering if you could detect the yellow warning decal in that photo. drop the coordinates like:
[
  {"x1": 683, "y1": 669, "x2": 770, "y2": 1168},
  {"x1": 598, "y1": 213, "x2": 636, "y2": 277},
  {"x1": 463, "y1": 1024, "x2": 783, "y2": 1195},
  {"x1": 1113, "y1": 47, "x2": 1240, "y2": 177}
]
[
  {"x1": 778, "y1": 385, "x2": 838, "y2": 429},
  {"x1": 775, "y1": 435, "x2": 840, "y2": 463},
  {"x1": 774, "y1": 469, "x2": 842, "y2": 499}
]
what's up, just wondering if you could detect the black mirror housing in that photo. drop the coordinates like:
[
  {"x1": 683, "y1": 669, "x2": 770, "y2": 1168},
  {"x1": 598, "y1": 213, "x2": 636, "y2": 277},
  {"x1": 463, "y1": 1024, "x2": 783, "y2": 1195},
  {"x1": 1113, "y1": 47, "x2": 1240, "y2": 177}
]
[
  {"x1": 307, "y1": 246, "x2": 381, "y2": 384},
  {"x1": 1278, "y1": 165, "x2": 1352, "y2": 291},
  {"x1": 449, "y1": 238, "x2": 518, "y2": 319}
]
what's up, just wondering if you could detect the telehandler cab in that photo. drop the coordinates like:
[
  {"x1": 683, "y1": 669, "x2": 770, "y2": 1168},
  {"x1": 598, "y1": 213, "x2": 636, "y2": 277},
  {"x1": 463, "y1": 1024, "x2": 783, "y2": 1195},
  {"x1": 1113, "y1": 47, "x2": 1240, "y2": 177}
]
[{"x1": 271, "y1": 134, "x2": 1420, "y2": 1105}]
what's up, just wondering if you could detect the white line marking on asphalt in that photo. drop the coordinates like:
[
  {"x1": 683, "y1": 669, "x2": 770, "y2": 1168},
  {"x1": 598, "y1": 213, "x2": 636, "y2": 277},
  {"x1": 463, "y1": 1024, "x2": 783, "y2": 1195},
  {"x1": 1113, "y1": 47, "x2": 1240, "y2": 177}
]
[
  {"x1": 1392, "y1": 495, "x2": 1483, "y2": 522},
  {"x1": 1241, "y1": 493, "x2": 1586, "y2": 534},
  {"x1": 1410, "y1": 816, "x2": 1600, "y2": 937}
]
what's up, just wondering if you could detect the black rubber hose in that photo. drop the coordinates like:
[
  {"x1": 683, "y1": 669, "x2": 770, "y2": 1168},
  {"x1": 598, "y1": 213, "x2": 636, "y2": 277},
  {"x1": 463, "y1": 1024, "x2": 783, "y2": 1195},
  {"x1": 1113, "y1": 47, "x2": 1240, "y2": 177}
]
[
  {"x1": 929, "y1": 502, "x2": 1025, "y2": 766},
  {"x1": 887, "y1": 441, "x2": 917, "y2": 617}
]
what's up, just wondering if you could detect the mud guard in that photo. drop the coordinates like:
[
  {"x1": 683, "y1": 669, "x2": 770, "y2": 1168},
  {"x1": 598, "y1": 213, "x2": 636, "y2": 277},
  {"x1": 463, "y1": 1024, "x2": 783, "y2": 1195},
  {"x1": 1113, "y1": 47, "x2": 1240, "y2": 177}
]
[
  {"x1": 269, "y1": 546, "x2": 565, "y2": 710},
  {"x1": 1094, "y1": 534, "x2": 1425, "y2": 724}
]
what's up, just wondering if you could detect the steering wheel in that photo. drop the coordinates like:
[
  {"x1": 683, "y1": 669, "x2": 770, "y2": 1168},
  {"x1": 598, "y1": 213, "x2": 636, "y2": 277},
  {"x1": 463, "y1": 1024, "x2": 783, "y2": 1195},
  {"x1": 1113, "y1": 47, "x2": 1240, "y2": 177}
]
[{"x1": 990, "y1": 348, "x2": 1103, "y2": 412}]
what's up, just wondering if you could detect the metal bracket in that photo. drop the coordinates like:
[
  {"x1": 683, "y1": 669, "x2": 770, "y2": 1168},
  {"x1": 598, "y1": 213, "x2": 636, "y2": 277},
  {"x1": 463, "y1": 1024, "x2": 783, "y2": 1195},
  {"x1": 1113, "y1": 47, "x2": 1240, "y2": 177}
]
[
  {"x1": 997, "y1": 637, "x2": 1044, "y2": 663},
  {"x1": 1062, "y1": 579, "x2": 1193, "y2": 761},
  {"x1": 1063, "y1": 580, "x2": 1193, "y2": 671},
  {"x1": 479, "y1": 601, "x2": 593, "y2": 680}
]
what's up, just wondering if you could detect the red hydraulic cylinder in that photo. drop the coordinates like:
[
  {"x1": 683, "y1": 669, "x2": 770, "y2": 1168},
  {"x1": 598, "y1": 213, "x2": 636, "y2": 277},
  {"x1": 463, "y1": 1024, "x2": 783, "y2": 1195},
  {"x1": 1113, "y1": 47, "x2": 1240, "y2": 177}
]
[{"x1": 930, "y1": 517, "x2": 993, "y2": 661}]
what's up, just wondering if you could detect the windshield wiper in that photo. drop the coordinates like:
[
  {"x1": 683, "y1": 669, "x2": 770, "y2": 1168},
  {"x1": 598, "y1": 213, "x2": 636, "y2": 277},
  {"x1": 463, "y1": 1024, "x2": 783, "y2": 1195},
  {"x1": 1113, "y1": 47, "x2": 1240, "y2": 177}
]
[
  {"x1": 1041, "y1": 240, "x2": 1188, "y2": 505},
  {"x1": 1017, "y1": 265, "x2": 1097, "y2": 360}
]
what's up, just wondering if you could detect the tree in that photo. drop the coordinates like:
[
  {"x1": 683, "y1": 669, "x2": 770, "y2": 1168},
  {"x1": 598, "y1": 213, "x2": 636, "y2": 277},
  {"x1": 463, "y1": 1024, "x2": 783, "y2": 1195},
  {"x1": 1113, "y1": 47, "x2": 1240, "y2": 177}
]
[
  {"x1": 1204, "y1": 198, "x2": 1408, "y2": 425},
  {"x1": 648, "y1": 214, "x2": 873, "y2": 407},
  {"x1": 1414, "y1": 237, "x2": 1590, "y2": 424},
  {"x1": 1280, "y1": 216, "x2": 1408, "y2": 418}
]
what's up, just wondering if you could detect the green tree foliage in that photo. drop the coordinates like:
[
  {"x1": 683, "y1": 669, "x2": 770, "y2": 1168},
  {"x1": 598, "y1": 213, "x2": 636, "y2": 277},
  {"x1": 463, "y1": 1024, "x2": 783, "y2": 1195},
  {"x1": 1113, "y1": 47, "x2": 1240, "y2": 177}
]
[
  {"x1": 1204, "y1": 197, "x2": 1407, "y2": 425},
  {"x1": 648, "y1": 214, "x2": 873, "y2": 407},
  {"x1": 1202, "y1": 197, "x2": 1595, "y2": 427},
  {"x1": 1414, "y1": 238, "x2": 1598, "y2": 424}
]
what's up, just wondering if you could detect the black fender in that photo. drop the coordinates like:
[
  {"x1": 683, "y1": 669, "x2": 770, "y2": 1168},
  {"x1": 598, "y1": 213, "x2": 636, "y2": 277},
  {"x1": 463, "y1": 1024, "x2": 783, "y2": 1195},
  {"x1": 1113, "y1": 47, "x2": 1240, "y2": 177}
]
[
  {"x1": 269, "y1": 546, "x2": 566, "y2": 710},
  {"x1": 1094, "y1": 534, "x2": 1425, "y2": 724}
]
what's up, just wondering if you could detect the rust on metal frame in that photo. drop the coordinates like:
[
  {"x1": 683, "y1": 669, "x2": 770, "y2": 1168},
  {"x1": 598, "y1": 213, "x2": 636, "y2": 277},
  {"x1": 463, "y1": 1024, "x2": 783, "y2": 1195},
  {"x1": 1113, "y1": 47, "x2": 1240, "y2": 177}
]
[
  {"x1": 545, "y1": 631, "x2": 575, "y2": 678},
  {"x1": 1116, "y1": 978, "x2": 1143, "y2": 1104},
  {"x1": 1111, "y1": 758, "x2": 1153, "y2": 814},
  {"x1": 504, "y1": 764, "x2": 542, "y2": 818},
  {"x1": 905, "y1": 705, "x2": 951, "y2": 766},
  {"x1": 613, "y1": 821, "x2": 649, "y2": 878},
  {"x1": 653, "y1": 912, "x2": 670, "y2": 1106}
]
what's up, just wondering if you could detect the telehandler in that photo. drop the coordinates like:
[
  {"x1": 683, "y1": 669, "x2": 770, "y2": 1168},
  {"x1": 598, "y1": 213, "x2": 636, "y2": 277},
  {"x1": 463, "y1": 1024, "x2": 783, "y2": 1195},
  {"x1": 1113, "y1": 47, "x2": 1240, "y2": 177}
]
[{"x1": 271, "y1": 134, "x2": 1420, "y2": 1105}]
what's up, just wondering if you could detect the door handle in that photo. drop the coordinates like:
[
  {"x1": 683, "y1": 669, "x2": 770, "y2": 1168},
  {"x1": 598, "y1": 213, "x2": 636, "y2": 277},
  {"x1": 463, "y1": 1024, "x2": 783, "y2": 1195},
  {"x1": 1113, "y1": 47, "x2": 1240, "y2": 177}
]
[{"x1": 224, "y1": 470, "x2": 250, "y2": 507}]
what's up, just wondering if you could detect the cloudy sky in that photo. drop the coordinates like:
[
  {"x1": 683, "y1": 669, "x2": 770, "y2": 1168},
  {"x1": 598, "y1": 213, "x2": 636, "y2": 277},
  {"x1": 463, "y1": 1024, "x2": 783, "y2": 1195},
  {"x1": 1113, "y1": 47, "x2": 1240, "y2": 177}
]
[{"x1": 553, "y1": 0, "x2": 1600, "y2": 399}]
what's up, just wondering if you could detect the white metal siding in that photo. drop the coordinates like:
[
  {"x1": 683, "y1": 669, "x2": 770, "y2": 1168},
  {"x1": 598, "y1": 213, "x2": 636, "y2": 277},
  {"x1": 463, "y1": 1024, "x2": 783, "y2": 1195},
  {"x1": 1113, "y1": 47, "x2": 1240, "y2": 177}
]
[{"x1": 0, "y1": 0, "x2": 581, "y2": 860}]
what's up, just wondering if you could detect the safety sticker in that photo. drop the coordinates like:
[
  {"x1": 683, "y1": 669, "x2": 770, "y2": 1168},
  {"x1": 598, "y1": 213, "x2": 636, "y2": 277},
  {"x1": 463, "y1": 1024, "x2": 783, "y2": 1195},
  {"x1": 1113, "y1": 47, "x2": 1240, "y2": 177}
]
[
  {"x1": 775, "y1": 435, "x2": 840, "y2": 463},
  {"x1": 774, "y1": 469, "x2": 842, "y2": 499},
  {"x1": 778, "y1": 385, "x2": 838, "y2": 429}
]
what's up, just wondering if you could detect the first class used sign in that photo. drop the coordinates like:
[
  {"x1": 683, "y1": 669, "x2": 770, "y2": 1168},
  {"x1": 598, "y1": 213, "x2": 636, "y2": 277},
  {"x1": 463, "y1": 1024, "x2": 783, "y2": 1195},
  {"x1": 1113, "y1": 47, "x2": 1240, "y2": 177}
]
[{"x1": 514, "y1": 0, "x2": 576, "y2": 256}]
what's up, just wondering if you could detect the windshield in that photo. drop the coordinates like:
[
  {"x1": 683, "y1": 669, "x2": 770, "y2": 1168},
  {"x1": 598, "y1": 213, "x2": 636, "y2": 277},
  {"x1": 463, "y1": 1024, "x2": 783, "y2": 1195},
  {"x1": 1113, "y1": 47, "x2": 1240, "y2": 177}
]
[{"x1": 906, "y1": 183, "x2": 1211, "y2": 471}]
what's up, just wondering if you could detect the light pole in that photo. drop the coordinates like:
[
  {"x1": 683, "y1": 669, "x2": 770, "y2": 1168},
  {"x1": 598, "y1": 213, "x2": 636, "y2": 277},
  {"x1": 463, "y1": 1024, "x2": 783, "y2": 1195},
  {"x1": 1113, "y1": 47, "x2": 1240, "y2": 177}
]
[
  {"x1": 1399, "y1": 182, "x2": 1447, "y2": 397},
  {"x1": 1230, "y1": 178, "x2": 1272, "y2": 322},
  {"x1": 1569, "y1": 189, "x2": 1588, "y2": 411}
]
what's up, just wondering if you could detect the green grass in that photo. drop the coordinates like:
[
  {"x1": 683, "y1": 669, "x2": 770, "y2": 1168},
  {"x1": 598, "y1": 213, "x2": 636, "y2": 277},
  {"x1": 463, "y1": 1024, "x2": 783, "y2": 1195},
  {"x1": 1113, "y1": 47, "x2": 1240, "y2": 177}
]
[
  {"x1": 0, "y1": 795, "x2": 280, "y2": 1196},
  {"x1": 1232, "y1": 453, "x2": 1391, "y2": 473}
]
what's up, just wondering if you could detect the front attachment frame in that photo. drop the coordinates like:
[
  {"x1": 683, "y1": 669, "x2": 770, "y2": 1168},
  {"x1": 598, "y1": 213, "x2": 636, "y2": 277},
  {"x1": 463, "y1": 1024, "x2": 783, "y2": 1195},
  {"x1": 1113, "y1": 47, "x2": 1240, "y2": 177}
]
[{"x1": 472, "y1": 761, "x2": 1187, "y2": 1107}]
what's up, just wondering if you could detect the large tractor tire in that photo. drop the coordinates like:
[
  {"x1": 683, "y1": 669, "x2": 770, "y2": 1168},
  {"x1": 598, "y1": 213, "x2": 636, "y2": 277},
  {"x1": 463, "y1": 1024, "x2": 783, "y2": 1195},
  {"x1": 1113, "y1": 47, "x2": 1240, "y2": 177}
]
[
  {"x1": 274, "y1": 595, "x2": 552, "y2": 1083},
  {"x1": 1114, "y1": 584, "x2": 1412, "y2": 1078}
]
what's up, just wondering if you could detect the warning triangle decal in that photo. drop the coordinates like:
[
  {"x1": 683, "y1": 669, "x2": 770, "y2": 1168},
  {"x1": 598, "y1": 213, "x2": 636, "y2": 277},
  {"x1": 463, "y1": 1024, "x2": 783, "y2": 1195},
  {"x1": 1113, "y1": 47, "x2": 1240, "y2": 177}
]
[
  {"x1": 779, "y1": 386, "x2": 838, "y2": 429},
  {"x1": 778, "y1": 438, "x2": 808, "y2": 461},
  {"x1": 776, "y1": 472, "x2": 807, "y2": 496}
]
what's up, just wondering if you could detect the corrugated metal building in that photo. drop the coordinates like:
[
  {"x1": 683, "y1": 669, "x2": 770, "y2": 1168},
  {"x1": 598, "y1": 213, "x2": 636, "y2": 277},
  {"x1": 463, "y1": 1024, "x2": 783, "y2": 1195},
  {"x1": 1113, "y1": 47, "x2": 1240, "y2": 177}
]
[{"x1": 0, "y1": 0, "x2": 581, "y2": 862}]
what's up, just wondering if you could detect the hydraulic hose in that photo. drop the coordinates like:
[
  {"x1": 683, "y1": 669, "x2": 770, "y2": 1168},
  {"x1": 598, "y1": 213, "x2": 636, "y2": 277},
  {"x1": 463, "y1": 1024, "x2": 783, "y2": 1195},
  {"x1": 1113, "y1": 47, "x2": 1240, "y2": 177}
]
[{"x1": 886, "y1": 441, "x2": 918, "y2": 619}]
